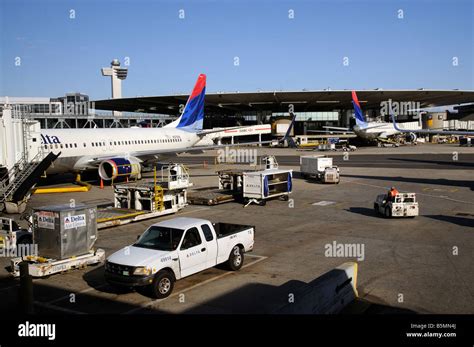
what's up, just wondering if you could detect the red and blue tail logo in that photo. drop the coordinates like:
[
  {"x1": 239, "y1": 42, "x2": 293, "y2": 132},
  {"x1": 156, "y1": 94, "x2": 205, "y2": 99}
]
[
  {"x1": 172, "y1": 74, "x2": 206, "y2": 131},
  {"x1": 352, "y1": 91, "x2": 367, "y2": 128}
]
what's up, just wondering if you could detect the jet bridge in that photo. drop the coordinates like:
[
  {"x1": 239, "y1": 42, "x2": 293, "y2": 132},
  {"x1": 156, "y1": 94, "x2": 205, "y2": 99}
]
[{"x1": 0, "y1": 105, "x2": 59, "y2": 213}]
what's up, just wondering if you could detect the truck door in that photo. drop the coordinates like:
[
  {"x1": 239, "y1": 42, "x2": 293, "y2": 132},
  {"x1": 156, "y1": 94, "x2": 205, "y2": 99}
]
[
  {"x1": 200, "y1": 223, "x2": 218, "y2": 268},
  {"x1": 178, "y1": 227, "x2": 208, "y2": 277}
]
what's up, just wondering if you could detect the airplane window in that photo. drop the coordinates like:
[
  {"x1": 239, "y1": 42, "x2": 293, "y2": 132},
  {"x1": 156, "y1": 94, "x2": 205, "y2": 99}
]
[
  {"x1": 44, "y1": 145, "x2": 47, "y2": 149},
  {"x1": 103, "y1": 142, "x2": 106, "y2": 146},
  {"x1": 74, "y1": 144, "x2": 77, "y2": 148},
  {"x1": 83, "y1": 143, "x2": 86, "y2": 147},
  {"x1": 55, "y1": 144, "x2": 59, "y2": 149},
  {"x1": 65, "y1": 144, "x2": 68, "y2": 148},
  {"x1": 60, "y1": 144, "x2": 63, "y2": 149},
  {"x1": 92, "y1": 143, "x2": 95, "y2": 147}
]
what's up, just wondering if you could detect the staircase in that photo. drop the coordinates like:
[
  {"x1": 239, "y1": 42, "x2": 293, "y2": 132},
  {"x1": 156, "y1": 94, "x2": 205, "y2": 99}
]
[{"x1": 0, "y1": 151, "x2": 60, "y2": 204}]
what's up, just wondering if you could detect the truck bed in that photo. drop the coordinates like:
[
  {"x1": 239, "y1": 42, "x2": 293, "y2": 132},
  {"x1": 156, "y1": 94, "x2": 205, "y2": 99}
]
[{"x1": 213, "y1": 222, "x2": 255, "y2": 239}]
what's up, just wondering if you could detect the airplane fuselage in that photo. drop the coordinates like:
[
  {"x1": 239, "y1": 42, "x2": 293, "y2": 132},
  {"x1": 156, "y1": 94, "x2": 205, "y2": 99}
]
[
  {"x1": 353, "y1": 122, "x2": 399, "y2": 140},
  {"x1": 40, "y1": 127, "x2": 201, "y2": 174}
]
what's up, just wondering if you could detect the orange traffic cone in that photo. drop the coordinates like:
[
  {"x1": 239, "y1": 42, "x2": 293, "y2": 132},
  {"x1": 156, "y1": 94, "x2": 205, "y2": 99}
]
[{"x1": 100, "y1": 179, "x2": 104, "y2": 189}]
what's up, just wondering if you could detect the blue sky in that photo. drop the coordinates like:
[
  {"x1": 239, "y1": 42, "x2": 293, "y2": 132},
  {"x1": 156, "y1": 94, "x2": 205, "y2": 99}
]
[{"x1": 1, "y1": 0, "x2": 473, "y2": 99}]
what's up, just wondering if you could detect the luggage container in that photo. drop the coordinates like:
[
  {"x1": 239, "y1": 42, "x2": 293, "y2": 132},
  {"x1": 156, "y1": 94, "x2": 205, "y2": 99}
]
[{"x1": 32, "y1": 204, "x2": 97, "y2": 260}]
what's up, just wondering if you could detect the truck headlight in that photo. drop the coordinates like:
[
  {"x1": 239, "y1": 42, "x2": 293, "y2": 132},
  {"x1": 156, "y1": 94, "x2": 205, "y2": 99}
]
[{"x1": 133, "y1": 267, "x2": 151, "y2": 276}]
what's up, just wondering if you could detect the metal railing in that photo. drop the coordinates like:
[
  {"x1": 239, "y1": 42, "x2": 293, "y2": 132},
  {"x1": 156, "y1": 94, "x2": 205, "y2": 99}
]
[{"x1": 0, "y1": 151, "x2": 44, "y2": 203}]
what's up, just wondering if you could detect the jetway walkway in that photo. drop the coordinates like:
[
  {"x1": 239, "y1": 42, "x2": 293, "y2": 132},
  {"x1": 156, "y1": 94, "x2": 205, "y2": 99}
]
[{"x1": 1, "y1": 105, "x2": 59, "y2": 212}]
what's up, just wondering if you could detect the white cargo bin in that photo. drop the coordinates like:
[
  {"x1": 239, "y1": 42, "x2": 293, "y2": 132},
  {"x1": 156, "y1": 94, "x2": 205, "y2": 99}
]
[
  {"x1": 300, "y1": 155, "x2": 333, "y2": 177},
  {"x1": 243, "y1": 168, "x2": 292, "y2": 205}
]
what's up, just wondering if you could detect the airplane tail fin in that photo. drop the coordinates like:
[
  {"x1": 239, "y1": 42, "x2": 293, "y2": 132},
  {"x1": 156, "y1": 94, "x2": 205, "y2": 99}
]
[
  {"x1": 165, "y1": 74, "x2": 206, "y2": 131},
  {"x1": 351, "y1": 91, "x2": 368, "y2": 128}
]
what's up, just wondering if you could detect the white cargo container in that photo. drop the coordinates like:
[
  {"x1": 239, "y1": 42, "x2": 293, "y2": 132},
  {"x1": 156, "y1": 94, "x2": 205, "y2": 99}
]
[
  {"x1": 300, "y1": 155, "x2": 333, "y2": 174},
  {"x1": 242, "y1": 168, "x2": 293, "y2": 205},
  {"x1": 300, "y1": 155, "x2": 340, "y2": 183}
]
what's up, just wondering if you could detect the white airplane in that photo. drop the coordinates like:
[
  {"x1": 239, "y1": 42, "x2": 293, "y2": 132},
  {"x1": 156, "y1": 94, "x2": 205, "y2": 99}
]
[
  {"x1": 391, "y1": 114, "x2": 474, "y2": 136},
  {"x1": 317, "y1": 91, "x2": 418, "y2": 142},
  {"x1": 39, "y1": 74, "x2": 274, "y2": 181}
]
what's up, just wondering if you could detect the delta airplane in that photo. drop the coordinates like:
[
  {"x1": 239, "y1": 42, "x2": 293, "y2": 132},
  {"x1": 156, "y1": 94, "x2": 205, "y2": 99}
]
[
  {"x1": 318, "y1": 91, "x2": 417, "y2": 143},
  {"x1": 39, "y1": 74, "x2": 273, "y2": 181},
  {"x1": 391, "y1": 114, "x2": 474, "y2": 136}
]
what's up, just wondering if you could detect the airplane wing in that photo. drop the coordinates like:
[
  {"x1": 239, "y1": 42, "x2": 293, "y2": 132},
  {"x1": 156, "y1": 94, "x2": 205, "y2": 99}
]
[
  {"x1": 196, "y1": 126, "x2": 250, "y2": 137},
  {"x1": 307, "y1": 129, "x2": 354, "y2": 134},
  {"x1": 85, "y1": 140, "x2": 273, "y2": 166},
  {"x1": 390, "y1": 114, "x2": 474, "y2": 135},
  {"x1": 322, "y1": 126, "x2": 352, "y2": 131}
]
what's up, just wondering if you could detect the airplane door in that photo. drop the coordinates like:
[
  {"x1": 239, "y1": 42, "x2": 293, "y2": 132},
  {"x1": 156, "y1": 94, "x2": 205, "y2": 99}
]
[{"x1": 178, "y1": 227, "x2": 208, "y2": 278}]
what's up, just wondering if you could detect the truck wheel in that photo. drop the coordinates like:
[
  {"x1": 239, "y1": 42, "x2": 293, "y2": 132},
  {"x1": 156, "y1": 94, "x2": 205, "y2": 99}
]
[
  {"x1": 150, "y1": 270, "x2": 175, "y2": 299},
  {"x1": 259, "y1": 200, "x2": 266, "y2": 206},
  {"x1": 227, "y1": 246, "x2": 244, "y2": 271},
  {"x1": 384, "y1": 207, "x2": 392, "y2": 218}
]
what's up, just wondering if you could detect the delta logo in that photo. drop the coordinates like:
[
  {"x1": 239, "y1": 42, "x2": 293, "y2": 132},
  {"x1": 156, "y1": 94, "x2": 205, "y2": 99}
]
[{"x1": 40, "y1": 134, "x2": 61, "y2": 144}]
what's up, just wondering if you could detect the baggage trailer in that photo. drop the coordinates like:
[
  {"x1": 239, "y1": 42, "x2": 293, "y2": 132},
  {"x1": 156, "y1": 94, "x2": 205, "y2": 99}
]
[
  {"x1": 8, "y1": 203, "x2": 105, "y2": 278},
  {"x1": 300, "y1": 155, "x2": 340, "y2": 184},
  {"x1": 187, "y1": 169, "x2": 247, "y2": 206},
  {"x1": 243, "y1": 168, "x2": 293, "y2": 206},
  {"x1": 97, "y1": 164, "x2": 192, "y2": 229},
  {"x1": 9, "y1": 249, "x2": 105, "y2": 278},
  {"x1": 187, "y1": 188, "x2": 236, "y2": 206},
  {"x1": 188, "y1": 156, "x2": 286, "y2": 206}
]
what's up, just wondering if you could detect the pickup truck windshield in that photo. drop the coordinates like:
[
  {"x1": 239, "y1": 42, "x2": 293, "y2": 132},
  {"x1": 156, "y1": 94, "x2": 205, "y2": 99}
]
[{"x1": 134, "y1": 226, "x2": 184, "y2": 251}]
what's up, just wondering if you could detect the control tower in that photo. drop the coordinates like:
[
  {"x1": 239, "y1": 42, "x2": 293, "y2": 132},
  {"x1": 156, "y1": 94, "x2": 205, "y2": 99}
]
[{"x1": 101, "y1": 59, "x2": 128, "y2": 116}]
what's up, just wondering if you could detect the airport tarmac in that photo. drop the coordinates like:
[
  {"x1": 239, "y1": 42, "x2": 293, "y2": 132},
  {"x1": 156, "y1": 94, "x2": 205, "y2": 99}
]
[{"x1": 0, "y1": 144, "x2": 473, "y2": 314}]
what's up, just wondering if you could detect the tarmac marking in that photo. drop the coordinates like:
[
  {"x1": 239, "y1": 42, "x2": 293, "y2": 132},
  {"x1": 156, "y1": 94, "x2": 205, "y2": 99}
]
[
  {"x1": 312, "y1": 201, "x2": 336, "y2": 206},
  {"x1": 123, "y1": 254, "x2": 268, "y2": 314}
]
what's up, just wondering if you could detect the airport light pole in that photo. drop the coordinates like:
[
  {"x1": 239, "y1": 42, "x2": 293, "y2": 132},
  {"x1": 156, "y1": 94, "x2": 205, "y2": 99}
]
[{"x1": 101, "y1": 59, "x2": 128, "y2": 116}]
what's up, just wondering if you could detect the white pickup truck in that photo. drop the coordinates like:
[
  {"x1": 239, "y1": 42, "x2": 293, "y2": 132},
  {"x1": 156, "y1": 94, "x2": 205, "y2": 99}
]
[{"x1": 105, "y1": 217, "x2": 255, "y2": 298}]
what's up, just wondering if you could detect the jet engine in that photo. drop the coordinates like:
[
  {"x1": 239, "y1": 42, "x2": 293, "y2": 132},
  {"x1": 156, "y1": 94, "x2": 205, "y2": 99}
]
[{"x1": 98, "y1": 157, "x2": 141, "y2": 181}]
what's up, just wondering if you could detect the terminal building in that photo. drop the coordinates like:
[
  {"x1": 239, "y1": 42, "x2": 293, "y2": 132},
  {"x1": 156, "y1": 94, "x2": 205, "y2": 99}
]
[{"x1": 93, "y1": 89, "x2": 474, "y2": 133}]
